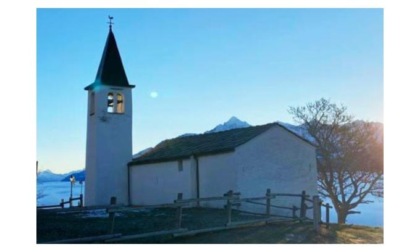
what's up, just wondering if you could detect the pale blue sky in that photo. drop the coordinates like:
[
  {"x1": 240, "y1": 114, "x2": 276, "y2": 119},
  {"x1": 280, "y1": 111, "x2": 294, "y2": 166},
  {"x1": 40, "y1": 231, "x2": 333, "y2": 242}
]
[{"x1": 37, "y1": 8, "x2": 383, "y2": 173}]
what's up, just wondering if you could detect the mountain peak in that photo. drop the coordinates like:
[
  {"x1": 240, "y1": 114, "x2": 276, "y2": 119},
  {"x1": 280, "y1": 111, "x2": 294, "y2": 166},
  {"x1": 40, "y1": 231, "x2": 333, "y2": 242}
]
[
  {"x1": 226, "y1": 116, "x2": 242, "y2": 123},
  {"x1": 206, "y1": 116, "x2": 251, "y2": 134}
]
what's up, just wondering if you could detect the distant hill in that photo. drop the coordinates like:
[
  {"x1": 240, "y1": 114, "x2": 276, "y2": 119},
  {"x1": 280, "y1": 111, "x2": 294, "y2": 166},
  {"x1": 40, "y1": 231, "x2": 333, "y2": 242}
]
[
  {"x1": 133, "y1": 147, "x2": 153, "y2": 159},
  {"x1": 61, "y1": 170, "x2": 85, "y2": 182},
  {"x1": 37, "y1": 170, "x2": 72, "y2": 183},
  {"x1": 37, "y1": 169, "x2": 85, "y2": 183}
]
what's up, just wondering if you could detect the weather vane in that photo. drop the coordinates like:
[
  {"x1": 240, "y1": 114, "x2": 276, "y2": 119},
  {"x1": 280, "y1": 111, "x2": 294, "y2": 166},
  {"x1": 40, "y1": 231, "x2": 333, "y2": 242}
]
[{"x1": 108, "y1": 15, "x2": 114, "y2": 30}]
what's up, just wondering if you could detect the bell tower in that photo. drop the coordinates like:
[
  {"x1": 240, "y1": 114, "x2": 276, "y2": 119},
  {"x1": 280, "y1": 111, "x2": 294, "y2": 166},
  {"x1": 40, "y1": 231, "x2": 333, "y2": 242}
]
[{"x1": 84, "y1": 18, "x2": 135, "y2": 206}]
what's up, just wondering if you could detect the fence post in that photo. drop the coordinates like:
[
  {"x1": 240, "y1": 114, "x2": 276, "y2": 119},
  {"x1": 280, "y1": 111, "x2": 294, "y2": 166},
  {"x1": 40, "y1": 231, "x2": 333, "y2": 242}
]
[
  {"x1": 266, "y1": 188, "x2": 271, "y2": 218},
  {"x1": 175, "y1": 193, "x2": 183, "y2": 229},
  {"x1": 109, "y1": 196, "x2": 117, "y2": 234},
  {"x1": 110, "y1": 196, "x2": 117, "y2": 207},
  {"x1": 69, "y1": 196, "x2": 73, "y2": 208},
  {"x1": 79, "y1": 194, "x2": 83, "y2": 207},
  {"x1": 319, "y1": 199, "x2": 323, "y2": 224},
  {"x1": 300, "y1": 190, "x2": 306, "y2": 219},
  {"x1": 326, "y1": 203, "x2": 330, "y2": 229},
  {"x1": 60, "y1": 199, "x2": 64, "y2": 208},
  {"x1": 292, "y1": 206, "x2": 297, "y2": 219},
  {"x1": 226, "y1": 190, "x2": 233, "y2": 225},
  {"x1": 313, "y1": 196, "x2": 320, "y2": 232}
]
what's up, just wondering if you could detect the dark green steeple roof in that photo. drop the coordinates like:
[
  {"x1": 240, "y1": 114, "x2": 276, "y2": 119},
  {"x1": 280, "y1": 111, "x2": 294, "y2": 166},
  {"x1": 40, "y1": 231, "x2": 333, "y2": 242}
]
[{"x1": 85, "y1": 28, "x2": 135, "y2": 90}]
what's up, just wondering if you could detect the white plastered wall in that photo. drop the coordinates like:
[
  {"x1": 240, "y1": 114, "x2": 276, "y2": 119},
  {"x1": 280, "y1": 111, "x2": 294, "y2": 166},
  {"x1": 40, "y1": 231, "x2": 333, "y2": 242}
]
[
  {"x1": 232, "y1": 126, "x2": 318, "y2": 216},
  {"x1": 129, "y1": 159, "x2": 193, "y2": 205},
  {"x1": 197, "y1": 152, "x2": 236, "y2": 208},
  {"x1": 85, "y1": 85, "x2": 133, "y2": 206}
]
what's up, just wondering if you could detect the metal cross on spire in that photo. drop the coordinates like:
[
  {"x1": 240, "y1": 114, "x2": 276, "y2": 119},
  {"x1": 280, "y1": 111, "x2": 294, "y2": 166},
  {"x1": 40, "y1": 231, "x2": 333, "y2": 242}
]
[{"x1": 108, "y1": 15, "x2": 114, "y2": 30}]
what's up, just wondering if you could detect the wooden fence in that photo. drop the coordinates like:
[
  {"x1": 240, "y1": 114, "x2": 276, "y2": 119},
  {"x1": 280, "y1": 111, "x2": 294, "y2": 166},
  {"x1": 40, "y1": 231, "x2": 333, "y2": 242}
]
[
  {"x1": 106, "y1": 189, "x2": 332, "y2": 240},
  {"x1": 37, "y1": 194, "x2": 83, "y2": 210},
  {"x1": 40, "y1": 189, "x2": 332, "y2": 243}
]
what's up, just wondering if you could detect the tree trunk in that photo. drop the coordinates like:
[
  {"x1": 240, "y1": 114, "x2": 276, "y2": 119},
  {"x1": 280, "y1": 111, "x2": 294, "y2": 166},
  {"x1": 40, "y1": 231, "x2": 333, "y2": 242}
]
[{"x1": 337, "y1": 209, "x2": 348, "y2": 224}]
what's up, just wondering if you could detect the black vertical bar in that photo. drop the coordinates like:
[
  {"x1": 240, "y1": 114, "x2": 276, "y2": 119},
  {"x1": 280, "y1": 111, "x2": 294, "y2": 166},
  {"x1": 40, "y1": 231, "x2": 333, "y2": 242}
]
[
  {"x1": 326, "y1": 203, "x2": 330, "y2": 229},
  {"x1": 300, "y1": 190, "x2": 306, "y2": 219},
  {"x1": 226, "y1": 190, "x2": 233, "y2": 225},
  {"x1": 266, "y1": 188, "x2": 271, "y2": 217},
  {"x1": 292, "y1": 206, "x2": 297, "y2": 219},
  {"x1": 176, "y1": 193, "x2": 183, "y2": 229},
  {"x1": 195, "y1": 156, "x2": 200, "y2": 207},
  {"x1": 79, "y1": 194, "x2": 83, "y2": 207},
  {"x1": 109, "y1": 197, "x2": 117, "y2": 234}
]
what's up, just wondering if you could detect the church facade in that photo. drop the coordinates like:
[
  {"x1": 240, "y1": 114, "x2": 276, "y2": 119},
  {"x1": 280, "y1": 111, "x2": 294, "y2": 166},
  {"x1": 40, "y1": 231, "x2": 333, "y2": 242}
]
[
  {"x1": 129, "y1": 124, "x2": 318, "y2": 214},
  {"x1": 84, "y1": 24, "x2": 318, "y2": 214}
]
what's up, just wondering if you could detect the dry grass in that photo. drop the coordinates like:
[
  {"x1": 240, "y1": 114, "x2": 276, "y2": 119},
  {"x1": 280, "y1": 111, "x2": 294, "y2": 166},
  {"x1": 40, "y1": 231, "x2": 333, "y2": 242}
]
[
  {"x1": 332, "y1": 225, "x2": 383, "y2": 244},
  {"x1": 167, "y1": 222, "x2": 383, "y2": 244}
]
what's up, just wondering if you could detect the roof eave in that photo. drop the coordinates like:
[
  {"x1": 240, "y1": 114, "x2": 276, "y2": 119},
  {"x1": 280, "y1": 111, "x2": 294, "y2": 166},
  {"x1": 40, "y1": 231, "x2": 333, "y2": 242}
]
[{"x1": 84, "y1": 82, "x2": 136, "y2": 91}]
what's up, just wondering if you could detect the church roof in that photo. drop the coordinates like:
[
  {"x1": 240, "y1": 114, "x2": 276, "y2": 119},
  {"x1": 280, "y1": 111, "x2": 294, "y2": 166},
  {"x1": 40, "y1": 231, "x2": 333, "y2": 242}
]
[
  {"x1": 129, "y1": 123, "x2": 314, "y2": 165},
  {"x1": 85, "y1": 28, "x2": 135, "y2": 90}
]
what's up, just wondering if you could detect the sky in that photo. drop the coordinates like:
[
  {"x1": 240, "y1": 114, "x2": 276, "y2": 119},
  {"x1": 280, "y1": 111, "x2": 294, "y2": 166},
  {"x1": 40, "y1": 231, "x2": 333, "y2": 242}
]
[{"x1": 37, "y1": 8, "x2": 383, "y2": 173}]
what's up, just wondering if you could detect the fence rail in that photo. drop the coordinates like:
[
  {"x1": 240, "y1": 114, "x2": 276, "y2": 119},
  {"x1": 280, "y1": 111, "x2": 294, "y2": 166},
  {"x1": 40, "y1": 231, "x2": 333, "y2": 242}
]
[
  {"x1": 37, "y1": 194, "x2": 83, "y2": 210},
  {"x1": 40, "y1": 188, "x2": 331, "y2": 243},
  {"x1": 108, "y1": 188, "x2": 330, "y2": 237}
]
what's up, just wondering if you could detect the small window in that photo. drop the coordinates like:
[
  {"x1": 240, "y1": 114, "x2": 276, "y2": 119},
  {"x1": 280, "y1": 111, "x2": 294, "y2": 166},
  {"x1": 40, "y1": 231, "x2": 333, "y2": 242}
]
[
  {"x1": 107, "y1": 92, "x2": 114, "y2": 113},
  {"x1": 116, "y1": 93, "x2": 124, "y2": 113},
  {"x1": 89, "y1": 92, "x2": 95, "y2": 115},
  {"x1": 178, "y1": 160, "x2": 183, "y2": 172}
]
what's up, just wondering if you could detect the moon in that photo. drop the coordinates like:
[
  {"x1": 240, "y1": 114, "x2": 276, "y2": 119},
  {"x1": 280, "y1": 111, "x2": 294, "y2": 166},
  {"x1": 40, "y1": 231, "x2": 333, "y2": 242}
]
[{"x1": 150, "y1": 91, "x2": 158, "y2": 98}]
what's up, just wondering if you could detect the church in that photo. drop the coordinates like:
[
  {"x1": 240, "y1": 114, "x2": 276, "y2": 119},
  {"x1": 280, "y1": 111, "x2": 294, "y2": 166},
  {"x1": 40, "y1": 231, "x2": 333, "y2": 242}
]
[{"x1": 84, "y1": 22, "x2": 318, "y2": 214}]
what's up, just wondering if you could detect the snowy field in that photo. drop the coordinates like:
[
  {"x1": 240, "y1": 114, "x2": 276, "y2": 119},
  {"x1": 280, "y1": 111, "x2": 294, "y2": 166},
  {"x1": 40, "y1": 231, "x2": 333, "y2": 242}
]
[
  {"x1": 320, "y1": 195, "x2": 383, "y2": 227},
  {"x1": 37, "y1": 181, "x2": 383, "y2": 227},
  {"x1": 37, "y1": 181, "x2": 85, "y2": 206}
]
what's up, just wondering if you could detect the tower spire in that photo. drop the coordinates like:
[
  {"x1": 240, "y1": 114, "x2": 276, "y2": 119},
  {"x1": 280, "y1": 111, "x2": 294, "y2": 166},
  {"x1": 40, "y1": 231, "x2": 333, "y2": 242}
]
[{"x1": 84, "y1": 17, "x2": 135, "y2": 91}]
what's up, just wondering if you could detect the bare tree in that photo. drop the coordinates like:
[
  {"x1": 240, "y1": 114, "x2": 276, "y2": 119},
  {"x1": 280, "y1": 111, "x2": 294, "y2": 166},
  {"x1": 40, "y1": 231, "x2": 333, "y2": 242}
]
[{"x1": 289, "y1": 98, "x2": 383, "y2": 224}]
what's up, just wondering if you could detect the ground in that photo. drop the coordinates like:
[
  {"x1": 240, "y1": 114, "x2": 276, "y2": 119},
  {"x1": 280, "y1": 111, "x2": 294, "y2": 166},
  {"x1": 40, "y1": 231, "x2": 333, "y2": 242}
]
[
  {"x1": 37, "y1": 207, "x2": 383, "y2": 244},
  {"x1": 168, "y1": 223, "x2": 383, "y2": 244}
]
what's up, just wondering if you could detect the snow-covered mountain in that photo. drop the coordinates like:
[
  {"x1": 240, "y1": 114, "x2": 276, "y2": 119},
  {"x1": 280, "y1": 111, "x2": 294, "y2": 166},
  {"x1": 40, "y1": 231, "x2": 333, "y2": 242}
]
[
  {"x1": 37, "y1": 170, "x2": 80, "y2": 183},
  {"x1": 353, "y1": 120, "x2": 384, "y2": 143},
  {"x1": 205, "y1": 116, "x2": 251, "y2": 133},
  {"x1": 61, "y1": 170, "x2": 85, "y2": 182},
  {"x1": 278, "y1": 120, "x2": 383, "y2": 145},
  {"x1": 277, "y1": 121, "x2": 313, "y2": 142},
  {"x1": 37, "y1": 170, "x2": 64, "y2": 182}
]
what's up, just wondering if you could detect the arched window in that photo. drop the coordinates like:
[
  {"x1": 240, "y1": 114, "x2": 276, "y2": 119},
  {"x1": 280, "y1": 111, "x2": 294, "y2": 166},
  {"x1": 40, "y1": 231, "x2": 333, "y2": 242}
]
[
  {"x1": 107, "y1": 92, "x2": 114, "y2": 113},
  {"x1": 116, "y1": 93, "x2": 124, "y2": 113},
  {"x1": 89, "y1": 92, "x2": 95, "y2": 115}
]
